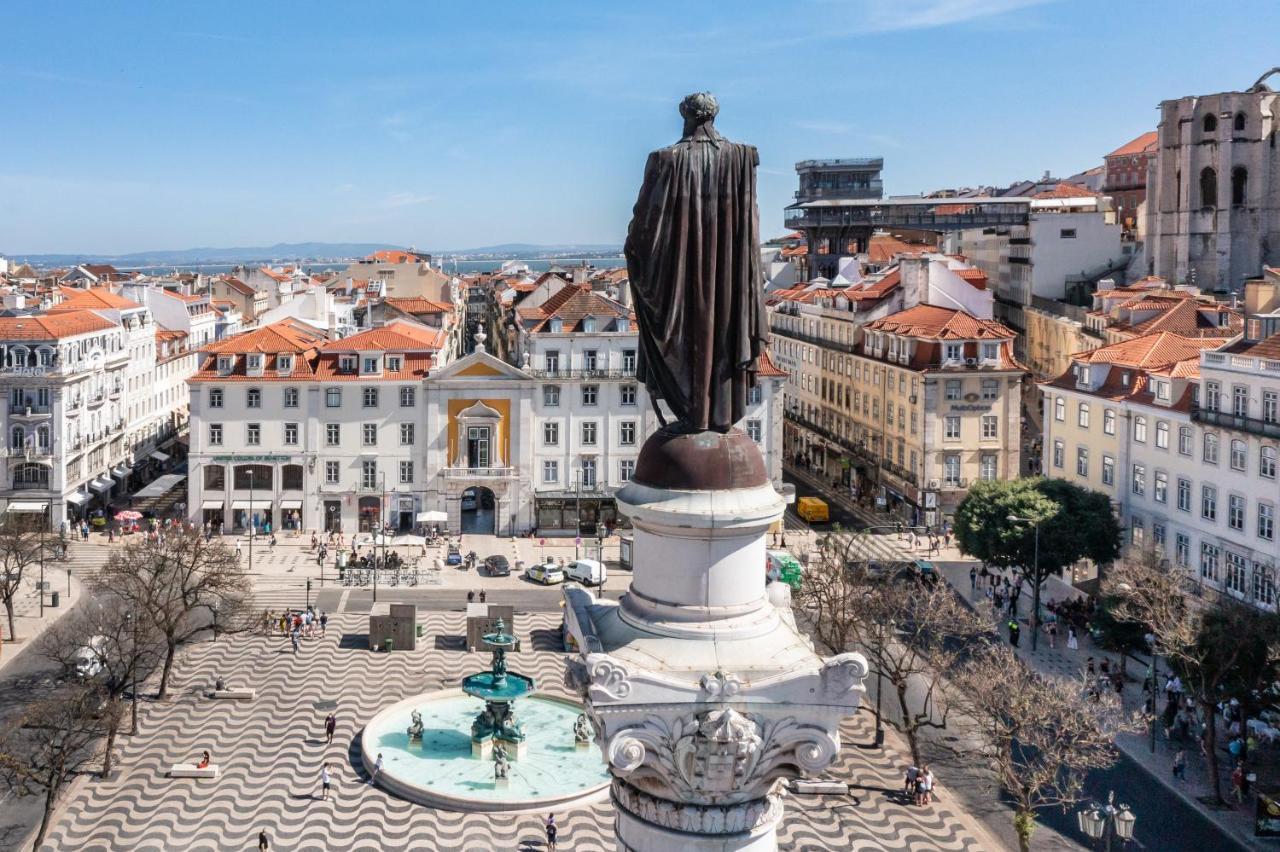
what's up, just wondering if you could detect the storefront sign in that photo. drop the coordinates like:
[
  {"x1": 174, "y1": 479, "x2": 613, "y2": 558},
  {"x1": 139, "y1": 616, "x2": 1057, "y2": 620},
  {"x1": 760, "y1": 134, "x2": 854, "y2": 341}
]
[
  {"x1": 211, "y1": 455, "x2": 292, "y2": 462},
  {"x1": 948, "y1": 404, "x2": 992, "y2": 413}
]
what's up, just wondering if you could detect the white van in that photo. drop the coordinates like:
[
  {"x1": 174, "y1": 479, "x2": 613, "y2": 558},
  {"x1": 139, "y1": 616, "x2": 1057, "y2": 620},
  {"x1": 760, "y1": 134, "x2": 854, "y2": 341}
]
[{"x1": 565, "y1": 559, "x2": 607, "y2": 587}]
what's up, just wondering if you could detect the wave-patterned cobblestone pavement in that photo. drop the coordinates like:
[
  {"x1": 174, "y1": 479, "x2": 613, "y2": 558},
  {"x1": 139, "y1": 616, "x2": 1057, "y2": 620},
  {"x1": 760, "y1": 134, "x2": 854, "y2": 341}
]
[{"x1": 42, "y1": 613, "x2": 987, "y2": 851}]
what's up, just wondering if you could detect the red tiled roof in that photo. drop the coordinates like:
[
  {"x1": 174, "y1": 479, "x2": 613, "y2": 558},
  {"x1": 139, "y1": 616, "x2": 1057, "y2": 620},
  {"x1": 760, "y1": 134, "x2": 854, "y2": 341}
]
[
  {"x1": 1032, "y1": 182, "x2": 1100, "y2": 199},
  {"x1": 385, "y1": 296, "x2": 453, "y2": 314},
  {"x1": 954, "y1": 267, "x2": 988, "y2": 290},
  {"x1": 366, "y1": 249, "x2": 429, "y2": 264},
  {"x1": 222, "y1": 277, "x2": 258, "y2": 297},
  {"x1": 1074, "y1": 331, "x2": 1224, "y2": 369},
  {"x1": 1226, "y1": 331, "x2": 1280, "y2": 361},
  {"x1": 1107, "y1": 131, "x2": 1158, "y2": 158},
  {"x1": 321, "y1": 322, "x2": 446, "y2": 352},
  {"x1": 0, "y1": 311, "x2": 118, "y2": 340},
  {"x1": 201, "y1": 320, "x2": 326, "y2": 355},
  {"x1": 867, "y1": 234, "x2": 934, "y2": 264},
  {"x1": 520, "y1": 286, "x2": 631, "y2": 332},
  {"x1": 757, "y1": 351, "x2": 786, "y2": 377},
  {"x1": 1128, "y1": 299, "x2": 1242, "y2": 337},
  {"x1": 53, "y1": 286, "x2": 141, "y2": 310},
  {"x1": 864, "y1": 304, "x2": 1015, "y2": 340}
]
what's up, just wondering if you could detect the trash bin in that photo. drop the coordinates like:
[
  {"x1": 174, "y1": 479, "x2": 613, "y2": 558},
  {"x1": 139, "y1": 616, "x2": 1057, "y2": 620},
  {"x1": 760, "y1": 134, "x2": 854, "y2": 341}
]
[
  {"x1": 50, "y1": 591, "x2": 60, "y2": 608},
  {"x1": 416, "y1": 624, "x2": 424, "y2": 638},
  {"x1": 384, "y1": 637, "x2": 393, "y2": 652}
]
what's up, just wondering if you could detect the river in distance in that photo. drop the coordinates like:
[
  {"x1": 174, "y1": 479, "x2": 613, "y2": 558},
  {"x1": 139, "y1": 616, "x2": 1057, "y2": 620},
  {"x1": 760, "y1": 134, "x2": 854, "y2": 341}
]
[{"x1": 123, "y1": 257, "x2": 626, "y2": 276}]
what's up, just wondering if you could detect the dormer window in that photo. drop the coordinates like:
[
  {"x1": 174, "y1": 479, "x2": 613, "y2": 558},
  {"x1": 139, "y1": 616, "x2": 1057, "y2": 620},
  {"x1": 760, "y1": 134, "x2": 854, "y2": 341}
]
[
  {"x1": 246, "y1": 354, "x2": 263, "y2": 374},
  {"x1": 387, "y1": 356, "x2": 402, "y2": 372},
  {"x1": 277, "y1": 355, "x2": 293, "y2": 374},
  {"x1": 1156, "y1": 380, "x2": 1170, "y2": 401},
  {"x1": 1078, "y1": 366, "x2": 1091, "y2": 386},
  {"x1": 549, "y1": 318, "x2": 564, "y2": 333},
  {"x1": 362, "y1": 356, "x2": 380, "y2": 374},
  {"x1": 981, "y1": 342, "x2": 999, "y2": 362},
  {"x1": 943, "y1": 343, "x2": 963, "y2": 364},
  {"x1": 217, "y1": 355, "x2": 233, "y2": 374},
  {"x1": 339, "y1": 355, "x2": 357, "y2": 373},
  {"x1": 582, "y1": 316, "x2": 596, "y2": 333},
  {"x1": 1120, "y1": 371, "x2": 1131, "y2": 386}
]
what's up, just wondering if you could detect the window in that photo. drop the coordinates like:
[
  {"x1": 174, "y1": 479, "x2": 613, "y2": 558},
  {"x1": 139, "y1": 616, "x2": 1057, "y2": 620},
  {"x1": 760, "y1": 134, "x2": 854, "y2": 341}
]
[
  {"x1": 620, "y1": 459, "x2": 636, "y2": 482},
  {"x1": 544, "y1": 422, "x2": 559, "y2": 446},
  {"x1": 208, "y1": 387, "x2": 224, "y2": 408},
  {"x1": 284, "y1": 422, "x2": 298, "y2": 445},
  {"x1": 387, "y1": 356, "x2": 401, "y2": 372},
  {"x1": 1263, "y1": 446, "x2": 1277, "y2": 479},
  {"x1": 749, "y1": 385, "x2": 762, "y2": 405},
  {"x1": 339, "y1": 355, "x2": 356, "y2": 373},
  {"x1": 1155, "y1": 381, "x2": 1170, "y2": 401},
  {"x1": 400, "y1": 423, "x2": 415, "y2": 445},
  {"x1": 1200, "y1": 166, "x2": 1218, "y2": 207},
  {"x1": 247, "y1": 387, "x2": 261, "y2": 408},
  {"x1": 581, "y1": 385, "x2": 598, "y2": 406},
  {"x1": 217, "y1": 355, "x2": 233, "y2": 373},
  {"x1": 1102, "y1": 455, "x2": 1115, "y2": 486},
  {"x1": 1155, "y1": 421, "x2": 1169, "y2": 449},
  {"x1": 284, "y1": 387, "x2": 299, "y2": 408},
  {"x1": 981, "y1": 454, "x2": 997, "y2": 480},
  {"x1": 1233, "y1": 385, "x2": 1249, "y2": 417},
  {"x1": 746, "y1": 419, "x2": 762, "y2": 442},
  {"x1": 542, "y1": 460, "x2": 558, "y2": 484},
  {"x1": 583, "y1": 350, "x2": 598, "y2": 372},
  {"x1": 544, "y1": 350, "x2": 560, "y2": 373},
  {"x1": 1078, "y1": 403, "x2": 1090, "y2": 428},
  {"x1": 542, "y1": 385, "x2": 561, "y2": 407},
  {"x1": 1229, "y1": 494, "x2": 1246, "y2": 531},
  {"x1": 1234, "y1": 111, "x2": 1246, "y2": 132},
  {"x1": 580, "y1": 458, "x2": 597, "y2": 488},
  {"x1": 981, "y1": 342, "x2": 999, "y2": 362},
  {"x1": 1175, "y1": 533, "x2": 1190, "y2": 567},
  {"x1": 945, "y1": 416, "x2": 961, "y2": 440},
  {"x1": 1232, "y1": 167, "x2": 1248, "y2": 206},
  {"x1": 1227, "y1": 552, "x2": 1247, "y2": 595},
  {"x1": 1053, "y1": 440, "x2": 1065, "y2": 469},
  {"x1": 1230, "y1": 439, "x2": 1247, "y2": 471},
  {"x1": 1131, "y1": 464, "x2": 1145, "y2": 495},
  {"x1": 622, "y1": 349, "x2": 637, "y2": 373},
  {"x1": 621, "y1": 385, "x2": 637, "y2": 406},
  {"x1": 1265, "y1": 391, "x2": 1278, "y2": 424},
  {"x1": 233, "y1": 465, "x2": 272, "y2": 490},
  {"x1": 943, "y1": 343, "x2": 962, "y2": 363},
  {"x1": 981, "y1": 378, "x2": 999, "y2": 400},
  {"x1": 1153, "y1": 523, "x2": 1166, "y2": 547},
  {"x1": 1203, "y1": 433, "x2": 1219, "y2": 464},
  {"x1": 282, "y1": 464, "x2": 303, "y2": 490},
  {"x1": 1260, "y1": 504, "x2": 1275, "y2": 541},
  {"x1": 1154, "y1": 471, "x2": 1168, "y2": 503},
  {"x1": 1133, "y1": 416, "x2": 1147, "y2": 443},
  {"x1": 204, "y1": 465, "x2": 225, "y2": 490},
  {"x1": 1131, "y1": 517, "x2": 1144, "y2": 546},
  {"x1": 981, "y1": 415, "x2": 998, "y2": 439},
  {"x1": 1205, "y1": 381, "x2": 1221, "y2": 411},
  {"x1": 361, "y1": 461, "x2": 377, "y2": 490},
  {"x1": 1076, "y1": 446, "x2": 1089, "y2": 477},
  {"x1": 945, "y1": 380, "x2": 961, "y2": 401},
  {"x1": 620, "y1": 421, "x2": 636, "y2": 446},
  {"x1": 362, "y1": 357, "x2": 378, "y2": 374},
  {"x1": 363, "y1": 424, "x2": 377, "y2": 446},
  {"x1": 325, "y1": 461, "x2": 339, "y2": 484},
  {"x1": 399, "y1": 461, "x2": 413, "y2": 484},
  {"x1": 581, "y1": 421, "x2": 597, "y2": 446},
  {"x1": 943, "y1": 455, "x2": 961, "y2": 486},
  {"x1": 363, "y1": 387, "x2": 379, "y2": 408},
  {"x1": 209, "y1": 423, "x2": 223, "y2": 445},
  {"x1": 1255, "y1": 563, "x2": 1275, "y2": 607},
  {"x1": 1201, "y1": 543, "x2": 1219, "y2": 582},
  {"x1": 246, "y1": 354, "x2": 262, "y2": 373},
  {"x1": 400, "y1": 387, "x2": 416, "y2": 407},
  {"x1": 1202, "y1": 485, "x2": 1217, "y2": 521},
  {"x1": 1059, "y1": 228, "x2": 1077, "y2": 239},
  {"x1": 278, "y1": 355, "x2": 293, "y2": 373},
  {"x1": 246, "y1": 423, "x2": 261, "y2": 445},
  {"x1": 1177, "y1": 477, "x2": 1192, "y2": 511},
  {"x1": 1178, "y1": 425, "x2": 1192, "y2": 455},
  {"x1": 326, "y1": 424, "x2": 340, "y2": 446},
  {"x1": 1103, "y1": 408, "x2": 1116, "y2": 435},
  {"x1": 326, "y1": 388, "x2": 342, "y2": 408}
]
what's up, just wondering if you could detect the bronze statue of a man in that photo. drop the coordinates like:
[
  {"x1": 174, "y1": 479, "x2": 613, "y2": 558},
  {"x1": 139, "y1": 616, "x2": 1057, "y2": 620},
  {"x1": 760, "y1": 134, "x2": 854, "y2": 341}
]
[{"x1": 624, "y1": 92, "x2": 768, "y2": 434}]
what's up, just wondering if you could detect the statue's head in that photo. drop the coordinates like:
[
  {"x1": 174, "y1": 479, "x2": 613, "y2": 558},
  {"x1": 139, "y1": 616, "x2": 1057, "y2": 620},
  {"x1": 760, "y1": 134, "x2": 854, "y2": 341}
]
[{"x1": 679, "y1": 92, "x2": 719, "y2": 125}]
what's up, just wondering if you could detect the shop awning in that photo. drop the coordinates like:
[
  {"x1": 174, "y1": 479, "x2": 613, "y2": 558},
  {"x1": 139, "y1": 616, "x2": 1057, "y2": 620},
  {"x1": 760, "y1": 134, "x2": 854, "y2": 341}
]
[
  {"x1": 201, "y1": 500, "x2": 223, "y2": 511},
  {"x1": 134, "y1": 473, "x2": 184, "y2": 499},
  {"x1": 8, "y1": 501, "x2": 48, "y2": 513},
  {"x1": 65, "y1": 491, "x2": 89, "y2": 506},
  {"x1": 89, "y1": 478, "x2": 113, "y2": 493},
  {"x1": 417, "y1": 510, "x2": 448, "y2": 523},
  {"x1": 280, "y1": 499, "x2": 303, "y2": 509},
  {"x1": 149, "y1": 450, "x2": 170, "y2": 462},
  {"x1": 230, "y1": 500, "x2": 273, "y2": 510},
  {"x1": 111, "y1": 464, "x2": 132, "y2": 478}
]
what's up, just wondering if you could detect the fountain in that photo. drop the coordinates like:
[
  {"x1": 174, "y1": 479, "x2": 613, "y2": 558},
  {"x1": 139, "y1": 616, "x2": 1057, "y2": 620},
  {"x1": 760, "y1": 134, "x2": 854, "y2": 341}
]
[{"x1": 360, "y1": 618, "x2": 610, "y2": 812}]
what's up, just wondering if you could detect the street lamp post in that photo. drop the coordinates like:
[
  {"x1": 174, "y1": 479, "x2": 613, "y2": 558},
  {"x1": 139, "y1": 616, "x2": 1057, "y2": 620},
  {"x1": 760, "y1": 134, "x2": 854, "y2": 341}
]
[
  {"x1": 863, "y1": 591, "x2": 886, "y2": 748},
  {"x1": 247, "y1": 469, "x2": 255, "y2": 583},
  {"x1": 127, "y1": 611, "x2": 139, "y2": 735},
  {"x1": 1008, "y1": 514, "x2": 1042, "y2": 651},
  {"x1": 1078, "y1": 790, "x2": 1137, "y2": 851}
]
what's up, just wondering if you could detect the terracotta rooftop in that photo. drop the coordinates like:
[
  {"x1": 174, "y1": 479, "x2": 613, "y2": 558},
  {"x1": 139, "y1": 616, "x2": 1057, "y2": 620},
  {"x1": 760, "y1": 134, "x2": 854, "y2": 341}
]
[
  {"x1": 0, "y1": 311, "x2": 118, "y2": 341},
  {"x1": 757, "y1": 351, "x2": 787, "y2": 377},
  {"x1": 1074, "y1": 331, "x2": 1225, "y2": 369},
  {"x1": 1031, "y1": 183, "x2": 1100, "y2": 200},
  {"x1": 864, "y1": 304, "x2": 1015, "y2": 340},
  {"x1": 321, "y1": 321, "x2": 446, "y2": 352},
  {"x1": 1107, "y1": 131, "x2": 1158, "y2": 159},
  {"x1": 222, "y1": 277, "x2": 258, "y2": 297},
  {"x1": 202, "y1": 320, "x2": 326, "y2": 355},
  {"x1": 366, "y1": 249, "x2": 430, "y2": 264},
  {"x1": 519, "y1": 285, "x2": 632, "y2": 332},
  {"x1": 385, "y1": 296, "x2": 453, "y2": 314},
  {"x1": 867, "y1": 234, "x2": 935, "y2": 264},
  {"x1": 1226, "y1": 331, "x2": 1280, "y2": 361},
  {"x1": 1127, "y1": 299, "x2": 1242, "y2": 337},
  {"x1": 53, "y1": 286, "x2": 141, "y2": 311}
]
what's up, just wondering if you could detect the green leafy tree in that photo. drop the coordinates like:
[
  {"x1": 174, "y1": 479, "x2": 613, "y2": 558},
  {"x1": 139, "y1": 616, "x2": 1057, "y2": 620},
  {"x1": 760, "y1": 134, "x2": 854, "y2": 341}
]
[{"x1": 1091, "y1": 595, "x2": 1148, "y2": 678}]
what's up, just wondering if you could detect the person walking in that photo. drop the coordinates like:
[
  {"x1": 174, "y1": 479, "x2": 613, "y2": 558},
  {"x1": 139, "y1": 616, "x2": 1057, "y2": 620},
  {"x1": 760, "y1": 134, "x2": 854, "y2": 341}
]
[
  {"x1": 919, "y1": 766, "x2": 934, "y2": 806},
  {"x1": 969, "y1": 567, "x2": 977, "y2": 593},
  {"x1": 369, "y1": 753, "x2": 384, "y2": 785},
  {"x1": 1172, "y1": 749, "x2": 1186, "y2": 782},
  {"x1": 544, "y1": 813, "x2": 558, "y2": 851},
  {"x1": 291, "y1": 630, "x2": 301, "y2": 655},
  {"x1": 325, "y1": 712, "x2": 337, "y2": 745},
  {"x1": 320, "y1": 763, "x2": 333, "y2": 800},
  {"x1": 1066, "y1": 626, "x2": 1079, "y2": 651},
  {"x1": 904, "y1": 764, "x2": 919, "y2": 800},
  {"x1": 1046, "y1": 620, "x2": 1058, "y2": 649},
  {"x1": 1008, "y1": 618, "x2": 1020, "y2": 648},
  {"x1": 235, "y1": 541, "x2": 243, "y2": 559},
  {"x1": 258, "y1": 829, "x2": 270, "y2": 851},
  {"x1": 320, "y1": 611, "x2": 329, "y2": 637}
]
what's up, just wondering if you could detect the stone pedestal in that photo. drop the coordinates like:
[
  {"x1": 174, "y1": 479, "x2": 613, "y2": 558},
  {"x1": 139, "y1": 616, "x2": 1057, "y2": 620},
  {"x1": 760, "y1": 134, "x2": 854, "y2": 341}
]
[{"x1": 563, "y1": 427, "x2": 866, "y2": 852}]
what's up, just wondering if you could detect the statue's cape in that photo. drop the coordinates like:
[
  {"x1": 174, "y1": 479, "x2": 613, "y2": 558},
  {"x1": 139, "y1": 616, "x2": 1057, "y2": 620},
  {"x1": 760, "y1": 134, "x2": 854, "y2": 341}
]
[{"x1": 624, "y1": 137, "x2": 767, "y2": 432}]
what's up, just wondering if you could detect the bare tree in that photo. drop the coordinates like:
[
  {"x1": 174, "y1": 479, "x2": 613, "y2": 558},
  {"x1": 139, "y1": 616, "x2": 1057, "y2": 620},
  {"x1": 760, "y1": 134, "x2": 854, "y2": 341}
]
[
  {"x1": 0, "y1": 515, "x2": 52, "y2": 650},
  {"x1": 39, "y1": 593, "x2": 164, "y2": 776},
  {"x1": 1105, "y1": 549, "x2": 1280, "y2": 803},
  {"x1": 954, "y1": 646, "x2": 1143, "y2": 852},
  {"x1": 94, "y1": 530, "x2": 250, "y2": 699},
  {"x1": 793, "y1": 531, "x2": 871, "y2": 658},
  {"x1": 0, "y1": 684, "x2": 113, "y2": 850}
]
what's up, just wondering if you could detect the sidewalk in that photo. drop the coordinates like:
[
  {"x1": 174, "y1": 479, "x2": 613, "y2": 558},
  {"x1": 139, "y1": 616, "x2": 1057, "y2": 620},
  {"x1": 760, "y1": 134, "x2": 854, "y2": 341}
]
[
  {"x1": 937, "y1": 561, "x2": 1262, "y2": 850},
  {"x1": 0, "y1": 543, "x2": 89, "y2": 674}
]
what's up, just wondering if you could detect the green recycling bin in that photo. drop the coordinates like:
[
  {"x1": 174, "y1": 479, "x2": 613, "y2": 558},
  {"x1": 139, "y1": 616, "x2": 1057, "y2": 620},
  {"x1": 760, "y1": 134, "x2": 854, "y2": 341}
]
[
  {"x1": 384, "y1": 637, "x2": 393, "y2": 652},
  {"x1": 416, "y1": 624, "x2": 424, "y2": 638}
]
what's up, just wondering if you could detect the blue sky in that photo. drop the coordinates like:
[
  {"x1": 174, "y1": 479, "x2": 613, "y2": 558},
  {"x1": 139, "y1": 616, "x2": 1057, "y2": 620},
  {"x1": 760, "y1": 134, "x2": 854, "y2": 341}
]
[{"x1": 2, "y1": 0, "x2": 1276, "y2": 255}]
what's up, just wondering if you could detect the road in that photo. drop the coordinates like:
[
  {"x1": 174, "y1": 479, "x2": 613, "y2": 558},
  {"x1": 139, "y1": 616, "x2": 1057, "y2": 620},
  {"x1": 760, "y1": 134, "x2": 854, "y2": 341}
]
[{"x1": 782, "y1": 467, "x2": 867, "y2": 531}]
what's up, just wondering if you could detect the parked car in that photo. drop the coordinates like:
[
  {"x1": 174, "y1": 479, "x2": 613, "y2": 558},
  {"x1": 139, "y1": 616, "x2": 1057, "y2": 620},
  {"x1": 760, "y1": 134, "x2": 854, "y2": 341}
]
[
  {"x1": 483, "y1": 555, "x2": 511, "y2": 577},
  {"x1": 564, "y1": 559, "x2": 607, "y2": 586},
  {"x1": 525, "y1": 563, "x2": 565, "y2": 585},
  {"x1": 446, "y1": 546, "x2": 463, "y2": 566}
]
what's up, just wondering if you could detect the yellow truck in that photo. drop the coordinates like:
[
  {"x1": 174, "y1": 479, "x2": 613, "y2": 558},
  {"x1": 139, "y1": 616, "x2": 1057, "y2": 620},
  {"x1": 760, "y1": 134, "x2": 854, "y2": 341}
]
[{"x1": 796, "y1": 496, "x2": 830, "y2": 524}]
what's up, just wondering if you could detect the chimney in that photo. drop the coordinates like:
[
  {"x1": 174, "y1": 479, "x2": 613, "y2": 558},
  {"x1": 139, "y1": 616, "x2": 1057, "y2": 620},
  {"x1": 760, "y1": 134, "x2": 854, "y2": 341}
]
[{"x1": 617, "y1": 278, "x2": 631, "y2": 307}]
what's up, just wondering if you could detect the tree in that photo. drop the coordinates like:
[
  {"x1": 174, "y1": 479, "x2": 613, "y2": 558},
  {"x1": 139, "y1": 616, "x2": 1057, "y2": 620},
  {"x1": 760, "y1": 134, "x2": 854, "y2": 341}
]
[
  {"x1": 0, "y1": 684, "x2": 112, "y2": 850},
  {"x1": 1105, "y1": 549, "x2": 1280, "y2": 804},
  {"x1": 0, "y1": 515, "x2": 53, "y2": 649},
  {"x1": 94, "y1": 530, "x2": 250, "y2": 699},
  {"x1": 796, "y1": 532, "x2": 992, "y2": 766},
  {"x1": 1090, "y1": 594, "x2": 1148, "y2": 679},
  {"x1": 954, "y1": 646, "x2": 1142, "y2": 852},
  {"x1": 39, "y1": 593, "x2": 164, "y2": 776}
]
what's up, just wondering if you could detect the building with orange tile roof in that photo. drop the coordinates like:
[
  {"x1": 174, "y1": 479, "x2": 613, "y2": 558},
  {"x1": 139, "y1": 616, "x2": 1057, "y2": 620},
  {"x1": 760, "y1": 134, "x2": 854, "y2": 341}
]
[{"x1": 1103, "y1": 131, "x2": 1158, "y2": 233}]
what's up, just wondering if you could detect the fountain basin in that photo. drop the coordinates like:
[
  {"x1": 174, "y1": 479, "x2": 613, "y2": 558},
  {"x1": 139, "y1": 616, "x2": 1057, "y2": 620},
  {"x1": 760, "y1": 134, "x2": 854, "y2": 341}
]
[{"x1": 361, "y1": 689, "x2": 610, "y2": 813}]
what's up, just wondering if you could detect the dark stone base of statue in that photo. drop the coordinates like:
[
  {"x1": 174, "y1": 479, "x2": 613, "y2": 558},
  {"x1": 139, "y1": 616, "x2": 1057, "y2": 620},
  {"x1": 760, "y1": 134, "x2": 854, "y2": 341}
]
[
  {"x1": 631, "y1": 425, "x2": 768, "y2": 492},
  {"x1": 471, "y1": 700, "x2": 526, "y2": 745}
]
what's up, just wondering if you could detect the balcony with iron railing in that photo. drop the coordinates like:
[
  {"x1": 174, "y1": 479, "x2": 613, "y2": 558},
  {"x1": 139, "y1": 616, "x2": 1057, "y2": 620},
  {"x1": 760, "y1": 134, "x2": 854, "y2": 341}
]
[
  {"x1": 9, "y1": 404, "x2": 52, "y2": 420},
  {"x1": 770, "y1": 325, "x2": 857, "y2": 355},
  {"x1": 783, "y1": 409, "x2": 878, "y2": 466},
  {"x1": 443, "y1": 466, "x2": 517, "y2": 479},
  {"x1": 1192, "y1": 405, "x2": 1280, "y2": 440},
  {"x1": 525, "y1": 367, "x2": 637, "y2": 381}
]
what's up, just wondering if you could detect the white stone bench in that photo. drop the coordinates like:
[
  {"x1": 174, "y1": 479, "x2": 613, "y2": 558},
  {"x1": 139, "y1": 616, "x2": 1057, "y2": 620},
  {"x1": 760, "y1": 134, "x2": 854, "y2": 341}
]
[
  {"x1": 790, "y1": 779, "x2": 847, "y2": 795},
  {"x1": 211, "y1": 689, "x2": 255, "y2": 700},
  {"x1": 168, "y1": 765, "x2": 219, "y2": 779}
]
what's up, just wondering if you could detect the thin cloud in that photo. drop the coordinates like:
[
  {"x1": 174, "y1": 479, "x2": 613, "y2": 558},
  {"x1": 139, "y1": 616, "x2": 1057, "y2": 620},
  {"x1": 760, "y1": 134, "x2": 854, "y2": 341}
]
[
  {"x1": 383, "y1": 192, "x2": 436, "y2": 208},
  {"x1": 863, "y1": 0, "x2": 1053, "y2": 32}
]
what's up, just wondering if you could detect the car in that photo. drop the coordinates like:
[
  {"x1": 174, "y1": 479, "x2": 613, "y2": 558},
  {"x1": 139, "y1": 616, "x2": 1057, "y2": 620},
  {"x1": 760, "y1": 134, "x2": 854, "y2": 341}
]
[
  {"x1": 445, "y1": 546, "x2": 463, "y2": 566},
  {"x1": 564, "y1": 559, "x2": 607, "y2": 586},
  {"x1": 460, "y1": 494, "x2": 478, "y2": 511},
  {"x1": 483, "y1": 555, "x2": 511, "y2": 577},
  {"x1": 525, "y1": 563, "x2": 565, "y2": 585}
]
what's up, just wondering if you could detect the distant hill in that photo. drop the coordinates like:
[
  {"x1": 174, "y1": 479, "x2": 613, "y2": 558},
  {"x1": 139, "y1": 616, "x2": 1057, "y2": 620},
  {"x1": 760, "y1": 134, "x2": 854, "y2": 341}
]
[{"x1": 9, "y1": 241, "x2": 623, "y2": 268}]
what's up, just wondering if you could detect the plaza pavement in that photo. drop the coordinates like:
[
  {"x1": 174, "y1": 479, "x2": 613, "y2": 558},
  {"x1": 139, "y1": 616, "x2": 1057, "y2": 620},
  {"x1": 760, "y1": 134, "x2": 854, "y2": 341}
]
[{"x1": 38, "y1": 609, "x2": 1002, "y2": 852}]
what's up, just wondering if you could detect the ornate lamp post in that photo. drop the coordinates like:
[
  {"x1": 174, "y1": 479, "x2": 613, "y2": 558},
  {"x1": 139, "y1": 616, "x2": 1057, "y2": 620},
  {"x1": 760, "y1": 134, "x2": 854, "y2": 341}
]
[
  {"x1": 1077, "y1": 790, "x2": 1137, "y2": 851},
  {"x1": 1007, "y1": 514, "x2": 1042, "y2": 650}
]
